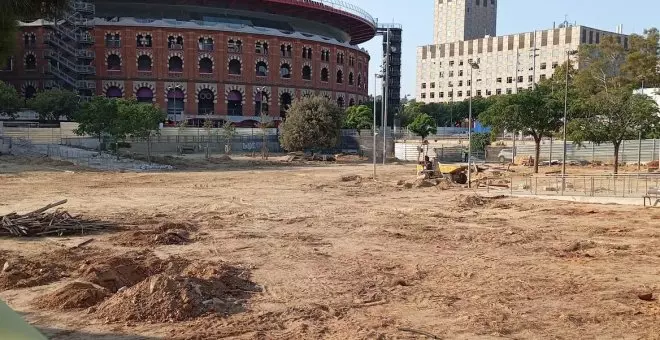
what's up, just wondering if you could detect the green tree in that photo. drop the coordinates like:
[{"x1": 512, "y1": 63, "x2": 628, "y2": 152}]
[
  {"x1": 407, "y1": 113, "x2": 436, "y2": 141},
  {"x1": 480, "y1": 84, "x2": 564, "y2": 173},
  {"x1": 400, "y1": 101, "x2": 424, "y2": 127},
  {"x1": 0, "y1": 81, "x2": 21, "y2": 117},
  {"x1": 0, "y1": 1, "x2": 69, "y2": 65},
  {"x1": 569, "y1": 89, "x2": 659, "y2": 173},
  {"x1": 73, "y1": 96, "x2": 119, "y2": 153},
  {"x1": 220, "y1": 122, "x2": 236, "y2": 154},
  {"x1": 343, "y1": 105, "x2": 372, "y2": 134},
  {"x1": 202, "y1": 119, "x2": 214, "y2": 160},
  {"x1": 279, "y1": 95, "x2": 343, "y2": 152},
  {"x1": 470, "y1": 133, "x2": 491, "y2": 155},
  {"x1": 623, "y1": 28, "x2": 660, "y2": 87},
  {"x1": 568, "y1": 29, "x2": 660, "y2": 173},
  {"x1": 29, "y1": 89, "x2": 80, "y2": 120},
  {"x1": 121, "y1": 100, "x2": 165, "y2": 163}
]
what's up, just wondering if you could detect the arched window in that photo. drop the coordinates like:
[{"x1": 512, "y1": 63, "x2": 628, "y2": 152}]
[
  {"x1": 227, "y1": 90, "x2": 242, "y2": 115},
  {"x1": 321, "y1": 68, "x2": 329, "y2": 82},
  {"x1": 199, "y1": 57, "x2": 213, "y2": 73},
  {"x1": 256, "y1": 61, "x2": 267, "y2": 77},
  {"x1": 337, "y1": 97, "x2": 345, "y2": 109},
  {"x1": 255, "y1": 92, "x2": 269, "y2": 115},
  {"x1": 349, "y1": 98, "x2": 355, "y2": 107},
  {"x1": 25, "y1": 55, "x2": 36, "y2": 70},
  {"x1": 336, "y1": 70, "x2": 343, "y2": 84},
  {"x1": 136, "y1": 87, "x2": 153, "y2": 103},
  {"x1": 106, "y1": 86, "x2": 122, "y2": 98},
  {"x1": 168, "y1": 56, "x2": 183, "y2": 72},
  {"x1": 197, "y1": 89, "x2": 214, "y2": 115},
  {"x1": 166, "y1": 88, "x2": 184, "y2": 116},
  {"x1": 107, "y1": 54, "x2": 121, "y2": 71},
  {"x1": 228, "y1": 59, "x2": 241, "y2": 75},
  {"x1": 279, "y1": 92, "x2": 292, "y2": 118},
  {"x1": 137, "y1": 55, "x2": 152, "y2": 71},
  {"x1": 348, "y1": 72, "x2": 354, "y2": 85},
  {"x1": 302, "y1": 65, "x2": 312, "y2": 80},
  {"x1": 24, "y1": 85, "x2": 36, "y2": 100},
  {"x1": 280, "y1": 63, "x2": 291, "y2": 79},
  {"x1": 357, "y1": 74, "x2": 362, "y2": 87}
]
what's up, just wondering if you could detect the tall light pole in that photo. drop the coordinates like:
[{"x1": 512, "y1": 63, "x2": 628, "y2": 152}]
[
  {"x1": 562, "y1": 50, "x2": 577, "y2": 193},
  {"x1": 382, "y1": 28, "x2": 391, "y2": 165},
  {"x1": 467, "y1": 59, "x2": 480, "y2": 188},
  {"x1": 373, "y1": 73, "x2": 382, "y2": 179}
]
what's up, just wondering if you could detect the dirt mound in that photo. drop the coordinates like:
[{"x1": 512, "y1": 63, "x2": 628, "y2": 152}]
[
  {"x1": 78, "y1": 251, "x2": 164, "y2": 292},
  {"x1": 109, "y1": 229, "x2": 192, "y2": 247},
  {"x1": 95, "y1": 261, "x2": 260, "y2": 323},
  {"x1": 340, "y1": 175, "x2": 361, "y2": 182},
  {"x1": 34, "y1": 281, "x2": 110, "y2": 310},
  {"x1": 452, "y1": 194, "x2": 506, "y2": 208},
  {"x1": 0, "y1": 255, "x2": 67, "y2": 291},
  {"x1": 155, "y1": 221, "x2": 199, "y2": 233},
  {"x1": 413, "y1": 179, "x2": 436, "y2": 188},
  {"x1": 209, "y1": 155, "x2": 232, "y2": 163}
]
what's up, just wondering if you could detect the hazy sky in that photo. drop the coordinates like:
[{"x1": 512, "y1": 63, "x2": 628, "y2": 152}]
[{"x1": 351, "y1": 0, "x2": 659, "y2": 98}]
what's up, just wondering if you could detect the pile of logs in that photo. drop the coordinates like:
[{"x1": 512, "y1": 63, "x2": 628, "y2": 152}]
[{"x1": 0, "y1": 200, "x2": 113, "y2": 237}]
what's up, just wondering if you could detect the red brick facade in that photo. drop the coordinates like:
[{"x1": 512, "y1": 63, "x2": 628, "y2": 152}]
[{"x1": 1, "y1": 25, "x2": 370, "y2": 124}]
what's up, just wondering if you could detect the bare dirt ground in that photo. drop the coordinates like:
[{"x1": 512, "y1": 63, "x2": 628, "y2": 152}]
[{"x1": 1, "y1": 155, "x2": 660, "y2": 339}]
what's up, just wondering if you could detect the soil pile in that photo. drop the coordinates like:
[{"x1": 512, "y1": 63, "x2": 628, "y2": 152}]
[
  {"x1": 78, "y1": 251, "x2": 164, "y2": 292},
  {"x1": 110, "y1": 229, "x2": 192, "y2": 247},
  {"x1": 95, "y1": 261, "x2": 261, "y2": 323},
  {"x1": 0, "y1": 255, "x2": 67, "y2": 291},
  {"x1": 34, "y1": 281, "x2": 110, "y2": 310},
  {"x1": 453, "y1": 194, "x2": 488, "y2": 208}
]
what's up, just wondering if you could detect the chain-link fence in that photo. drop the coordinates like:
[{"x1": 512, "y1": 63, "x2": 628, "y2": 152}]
[{"x1": 505, "y1": 174, "x2": 660, "y2": 198}]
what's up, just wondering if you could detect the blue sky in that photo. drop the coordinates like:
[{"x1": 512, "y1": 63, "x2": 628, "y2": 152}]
[{"x1": 352, "y1": 0, "x2": 659, "y2": 98}]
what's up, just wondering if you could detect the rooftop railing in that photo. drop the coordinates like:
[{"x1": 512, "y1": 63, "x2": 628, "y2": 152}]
[{"x1": 268, "y1": 0, "x2": 376, "y2": 27}]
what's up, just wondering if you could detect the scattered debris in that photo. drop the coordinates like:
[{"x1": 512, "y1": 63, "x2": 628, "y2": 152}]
[
  {"x1": 0, "y1": 200, "x2": 114, "y2": 237},
  {"x1": 638, "y1": 292, "x2": 655, "y2": 301},
  {"x1": 72, "y1": 238, "x2": 95, "y2": 248},
  {"x1": 397, "y1": 327, "x2": 442, "y2": 339}
]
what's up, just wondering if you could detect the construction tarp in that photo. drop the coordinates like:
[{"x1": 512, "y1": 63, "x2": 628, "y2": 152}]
[{"x1": 0, "y1": 299, "x2": 47, "y2": 340}]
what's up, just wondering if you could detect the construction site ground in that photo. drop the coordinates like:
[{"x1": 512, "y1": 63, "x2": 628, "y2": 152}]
[{"x1": 1, "y1": 155, "x2": 660, "y2": 339}]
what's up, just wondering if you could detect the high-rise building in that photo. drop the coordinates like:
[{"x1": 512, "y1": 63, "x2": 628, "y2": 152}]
[
  {"x1": 433, "y1": 0, "x2": 497, "y2": 45},
  {"x1": 419, "y1": 1, "x2": 627, "y2": 104}
]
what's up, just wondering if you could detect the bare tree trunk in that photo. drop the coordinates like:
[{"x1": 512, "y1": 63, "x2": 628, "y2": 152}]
[
  {"x1": 147, "y1": 136, "x2": 152, "y2": 164},
  {"x1": 534, "y1": 137, "x2": 541, "y2": 174},
  {"x1": 613, "y1": 141, "x2": 621, "y2": 174}
]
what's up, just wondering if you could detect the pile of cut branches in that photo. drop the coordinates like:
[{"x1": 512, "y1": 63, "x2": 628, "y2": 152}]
[{"x1": 1, "y1": 200, "x2": 113, "y2": 237}]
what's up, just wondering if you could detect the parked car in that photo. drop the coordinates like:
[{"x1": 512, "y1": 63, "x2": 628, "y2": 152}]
[{"x1": 497, "y1": 149, "x2": 514, "y2": 163}]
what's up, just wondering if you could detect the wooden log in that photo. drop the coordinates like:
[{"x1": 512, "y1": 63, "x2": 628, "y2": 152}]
[{"x1": 25, "y1": 199, "x2": 68, "y2": 216}]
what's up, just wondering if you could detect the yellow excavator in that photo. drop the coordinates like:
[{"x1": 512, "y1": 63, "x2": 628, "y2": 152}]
[{"x1": 416, "y1": 156, "x2": 469, "y2": 184}]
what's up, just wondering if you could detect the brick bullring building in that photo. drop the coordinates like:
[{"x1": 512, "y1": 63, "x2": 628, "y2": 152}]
[{"x1": 1, "y1": 0, "x2": 375, "y2": 126}]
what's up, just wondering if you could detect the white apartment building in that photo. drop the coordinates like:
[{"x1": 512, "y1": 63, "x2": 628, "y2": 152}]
[
  {"x1": 434, "y1": 0, "x2": 497, "y2": 45},
  {"x1": 418, "y1": 1, "x2": 627, "y2": 103}
]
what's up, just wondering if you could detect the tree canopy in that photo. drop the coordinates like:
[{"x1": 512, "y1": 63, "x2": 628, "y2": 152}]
[
  {"x1": 0, "y1": 81, "x2": 20, "y2": 117},
  {"x1": 407, "y1": 113, "x2": 436, "y2": 141},
  {"x1": 343, "y1": 105, "x2": 372, "y2": 134},
  {"x1": 568, "y1": 29, "x2": 660, "y2": 173},
  {"x1": 480, "y1": 83, "x2": 564, "y2": 173},
  {"x1": 279, "y1": 95, "x2": 344, "y2": 152},
  {"x1": 29, "y1": 89, "x2": 80, "y2": 121},
  {"x1": 0, "y1": 0, "x2": 69, "y2": 65}
]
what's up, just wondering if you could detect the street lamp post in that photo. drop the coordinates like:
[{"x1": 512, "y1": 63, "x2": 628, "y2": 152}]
[
  {"x1": 467, "y1": 59, "x2": 480, "y2": 188},
  {"x1": 562, "y1": 50, "x2": 578, "y2": 194},
  {"x1": 373, "y1": 73, "x2": 382, "y2": 179}
]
